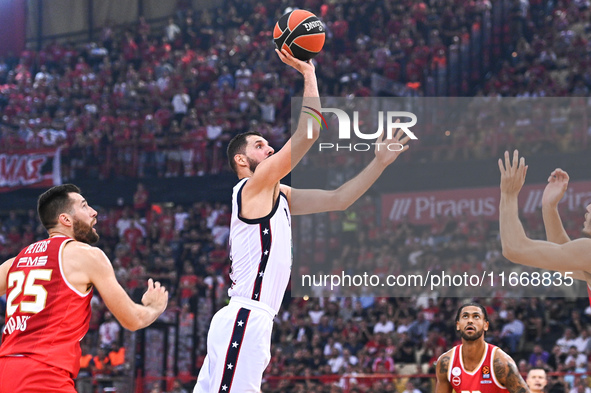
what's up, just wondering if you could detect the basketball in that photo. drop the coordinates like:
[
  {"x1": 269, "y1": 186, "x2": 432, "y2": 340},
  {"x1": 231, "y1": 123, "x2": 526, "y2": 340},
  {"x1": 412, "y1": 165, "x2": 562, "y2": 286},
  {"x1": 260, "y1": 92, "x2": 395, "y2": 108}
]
[{"x1": 273, "y1": 10, "x2": 326, "y2": 61}]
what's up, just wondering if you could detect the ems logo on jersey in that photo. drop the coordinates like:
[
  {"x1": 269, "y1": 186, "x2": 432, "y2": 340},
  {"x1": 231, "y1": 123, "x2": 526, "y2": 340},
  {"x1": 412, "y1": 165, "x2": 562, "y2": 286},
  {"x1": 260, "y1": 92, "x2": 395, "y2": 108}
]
[
  {"x1": 482, "y1": 365, "x2": 490, "y2": 379},
  {"x1": 452, "y1": 367, "x2": 461, "y2": 377},
  {"x1": 17, "y1": 255, "x2": 48, "y2": 267},
  {"x1": 452, "y1": 376, "x2": 461, "y2": 386}
]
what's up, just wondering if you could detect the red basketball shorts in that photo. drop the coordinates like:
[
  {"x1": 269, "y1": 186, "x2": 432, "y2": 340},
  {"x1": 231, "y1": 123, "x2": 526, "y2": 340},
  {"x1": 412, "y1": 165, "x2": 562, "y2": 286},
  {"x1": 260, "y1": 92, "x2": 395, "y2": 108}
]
[{"x1": 0, "y1": 356, "x2": 76, "y2": 393}]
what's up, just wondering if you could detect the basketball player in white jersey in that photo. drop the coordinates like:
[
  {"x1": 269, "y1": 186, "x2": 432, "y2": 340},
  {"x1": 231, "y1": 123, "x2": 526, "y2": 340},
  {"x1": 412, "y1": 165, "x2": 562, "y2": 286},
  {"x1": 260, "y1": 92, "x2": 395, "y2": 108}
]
[
  {"x1": 194, "y1": 49, "x2": 411, "y2": 393},
  {"x1": 499, "y1": 151, "x2": 591, "y2": 297}
]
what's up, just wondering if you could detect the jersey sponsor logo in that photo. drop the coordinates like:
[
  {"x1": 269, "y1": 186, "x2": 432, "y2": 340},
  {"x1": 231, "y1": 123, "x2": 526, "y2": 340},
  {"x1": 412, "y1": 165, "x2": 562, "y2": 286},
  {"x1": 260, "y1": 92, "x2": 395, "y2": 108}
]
[
  {"x1": 481, "y1": 380, "x2": 493, "y2": 384},
  {"x1": 24, "y1": 240, "x2": 50, "y2": 255},
  {"x1": 452, "y1": 376, "x2": 461, "y2": 386},
  {"x1": 3, "y1": 315, "x2": 31, "y2": 335},
  {"x1": 482, "y1": 365, "x2": 490, "y2": 378},
  {"x1": 452, "y1": 367, "x2": 462, "y2": 376},
  {"x1": 16, "y1": 255, "x2": 48, "y2": 267}
]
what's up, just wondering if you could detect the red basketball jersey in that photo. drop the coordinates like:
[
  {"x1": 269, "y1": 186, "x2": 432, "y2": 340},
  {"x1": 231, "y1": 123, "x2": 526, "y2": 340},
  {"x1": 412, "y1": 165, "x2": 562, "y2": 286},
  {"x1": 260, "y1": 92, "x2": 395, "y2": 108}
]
[
  {"x1": 448, "y1": 343, "x2": 508, "y2": 393},
  {"x1": 0, "y1": 236, "x2": 92, "y2": 377}
]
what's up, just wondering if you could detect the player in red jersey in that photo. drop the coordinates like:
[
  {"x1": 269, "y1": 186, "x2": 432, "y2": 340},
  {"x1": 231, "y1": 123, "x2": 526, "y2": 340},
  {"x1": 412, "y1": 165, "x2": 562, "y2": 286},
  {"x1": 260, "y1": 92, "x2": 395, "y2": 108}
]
[
  {"x1": 0, "y1": 184, "x2": 168, "y2": 393},
  {"x1": 435, "y1": 303, "x2": 530, "y2": 393},
  {"x1": 498, "y1": 151, "x2": 591, "y2": 301}
]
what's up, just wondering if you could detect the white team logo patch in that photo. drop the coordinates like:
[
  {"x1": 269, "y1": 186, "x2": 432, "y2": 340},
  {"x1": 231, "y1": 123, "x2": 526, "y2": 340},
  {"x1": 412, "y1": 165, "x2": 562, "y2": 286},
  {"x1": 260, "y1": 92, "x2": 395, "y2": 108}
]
[{"x1": 452, "y1": 367, "x2": 461, "y2": 377}]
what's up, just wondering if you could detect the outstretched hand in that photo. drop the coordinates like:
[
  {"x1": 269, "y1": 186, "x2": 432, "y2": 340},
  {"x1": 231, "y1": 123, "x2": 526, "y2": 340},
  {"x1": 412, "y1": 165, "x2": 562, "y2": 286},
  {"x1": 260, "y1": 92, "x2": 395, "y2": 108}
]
[
  {"x1": 142, "y1": 278, "x2": 168, "y2": 314},
  {"x1": 275, "y1": 49, "x2": 315, "y2": 75},
  {"x1": 542, "y1": 168, "x2": 569, "y2": 208},
  {"x1": 374, "y1": 119, "x2": 411, "y2": 167},
  {"x1": 498, "y1": 150, "x2": 528, "y2": 196}
]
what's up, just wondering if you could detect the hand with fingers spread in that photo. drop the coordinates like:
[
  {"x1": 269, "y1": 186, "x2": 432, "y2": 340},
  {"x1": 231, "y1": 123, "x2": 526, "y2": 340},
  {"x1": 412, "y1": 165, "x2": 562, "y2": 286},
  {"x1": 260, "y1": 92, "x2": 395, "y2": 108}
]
[
  {"x1": 498, "y1": 150, "x2": 528, "y2": 196},
  {"x1": 275, "y1": 48, "x2": 315, "y2": 76},
  {"x1": 542, "y1": 168, "x2": 569, "y2": 209},
  {"x1": 141, "y1": 278, "x2": 168, "y2": 315},
  {"x1": 374, "y1": 119, "x2": 411, "y2": 167}
]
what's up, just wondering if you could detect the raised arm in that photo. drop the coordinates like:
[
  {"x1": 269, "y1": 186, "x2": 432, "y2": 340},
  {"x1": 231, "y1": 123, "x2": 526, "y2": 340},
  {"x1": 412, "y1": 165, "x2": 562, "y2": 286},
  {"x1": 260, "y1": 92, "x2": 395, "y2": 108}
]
[
  {"x1": 64, "y1": 242, "x2": 168, "y2": 331},
  {"x1": 247, "y1": 49, "x2": 320, "y2": 190},
  {"x1": 499, "y1": 150, "x2": 591, "y2": 272},
  {"x1": 541, "y1": 169, "x2": 588, "y2": 281},
  {"x1": 0, "y1": 257, "x2": 15, "y2": 296},
  {"x1": 542, "y1": 168, "x2": 571, "y2": 244},
  {"x1": 283, "y1": 126, "x2": 411, "y2": 215},
  {"x1": 434, "y1": 351, "x2": 453, "y2": 393},
  {"x1": 493, "y1": 349, "x2": 530, "y2": 393}
]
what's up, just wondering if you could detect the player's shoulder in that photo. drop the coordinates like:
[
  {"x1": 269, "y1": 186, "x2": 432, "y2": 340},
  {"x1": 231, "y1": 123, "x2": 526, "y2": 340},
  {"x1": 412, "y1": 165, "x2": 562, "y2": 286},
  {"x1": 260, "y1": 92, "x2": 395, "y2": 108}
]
[
  {"x1": 436, "y1": 347, "x2": 455, "y2": 374},
  {"x1": 492, "y1": 345, "x2": 516, "y2": 368},
  {"x1": 279, "y1": 183, "x2": 291, "y2": 198},
  {"x1": 491, "y1": 345, "x2": 509, "y2": 359},
  {"x1": 63, "y1": 241, "x2": 108, "y2": 261}
]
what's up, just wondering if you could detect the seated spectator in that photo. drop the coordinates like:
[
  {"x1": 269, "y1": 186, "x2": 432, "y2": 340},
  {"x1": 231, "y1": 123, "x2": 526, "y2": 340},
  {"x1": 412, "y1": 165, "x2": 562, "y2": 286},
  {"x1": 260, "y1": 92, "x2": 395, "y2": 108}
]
[
  {"x1": 407, "y1": 312, "x2": 430, "y2": 343},
  {"x1": 373, "y1": 313, "x2": 395, "y2": 335},
  {"x1": 569, "y1": 378, "x2": 591, "y2": 393},
  {"x1": 98, "y1": 311, "x2": 121, "y2": 349},
  {"x1": 500, "y1": 310, "x2": 525, "y2": 353},
  {"x1": 371, "y1": 349, "x2": 395, "y2": 373},
  {"x1": 564, "y1": 346, "x2": 587, "y2": 370},
  {"x1": 547, "y1": 345, "x2": 567, "y2": 371},
  {"x1": 574, "y1": 327, "x2": 591, "y2": 355},
  {"x1": 107, "y1": 344, "x2": 127, "y2": 376},
  {"x1": 402, "y1": 381, "x2": 422, "y2": 393},
  {"x1": 529, "y1": 344, "x2": 550, "y2": 367},
  {"x1": 556, "y1": 328, "x2": 578, "y2": 354}
]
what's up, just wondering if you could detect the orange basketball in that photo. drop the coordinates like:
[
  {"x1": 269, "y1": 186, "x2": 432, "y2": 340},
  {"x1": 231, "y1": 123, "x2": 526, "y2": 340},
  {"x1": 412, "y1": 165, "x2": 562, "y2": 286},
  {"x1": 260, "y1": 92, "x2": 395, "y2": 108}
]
[{"x1": 273, "y1": 10, "x2": 325, "y2": 61}]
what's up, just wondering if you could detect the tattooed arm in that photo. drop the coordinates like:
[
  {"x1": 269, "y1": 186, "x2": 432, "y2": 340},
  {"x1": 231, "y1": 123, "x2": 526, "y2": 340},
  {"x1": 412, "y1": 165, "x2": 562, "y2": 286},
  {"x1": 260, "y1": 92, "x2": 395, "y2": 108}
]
[
  {"x1": 435, "y1": 350, "x2": 453, "y2": 393},
  {"x1": 493, "y1": 349, "x2": 530, "y2": 393}
]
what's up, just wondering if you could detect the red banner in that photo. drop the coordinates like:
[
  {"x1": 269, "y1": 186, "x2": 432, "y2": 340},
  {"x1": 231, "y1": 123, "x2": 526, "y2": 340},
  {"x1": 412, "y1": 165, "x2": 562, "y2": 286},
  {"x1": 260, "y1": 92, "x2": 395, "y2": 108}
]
[
  {"x1": 382, "y1": 181, "x2": 591, "y2": 224},
  {"x1": 0, "y1": 148, "x2": 62, "y2": 193}
]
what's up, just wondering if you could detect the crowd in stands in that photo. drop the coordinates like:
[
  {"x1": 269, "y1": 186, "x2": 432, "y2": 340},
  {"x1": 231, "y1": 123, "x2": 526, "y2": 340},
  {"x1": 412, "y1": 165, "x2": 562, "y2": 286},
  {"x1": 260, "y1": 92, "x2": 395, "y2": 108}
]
[
  {"x1": 2, "y1": 0, "x2": 591, "y2": 391},
  {"x1": 1, "y1": 181, "x2": 591, "y2": 392},
  {"x1": 1, "y1": 0, "x2": 590, "y2": 181}
]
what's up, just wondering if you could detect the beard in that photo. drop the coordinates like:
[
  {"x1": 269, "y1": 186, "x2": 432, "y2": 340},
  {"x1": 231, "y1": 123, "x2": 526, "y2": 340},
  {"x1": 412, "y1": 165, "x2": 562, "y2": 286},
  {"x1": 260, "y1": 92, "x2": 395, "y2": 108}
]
[
  {"x1": 247, "y1": 156, "x2": 260, "y2": 173},
  {"x1": 73, "y1": 218, "x2": 99, "y2": 244},
  {"x1": 459, "y1": 328, "x2": 484, "y2": 341}
]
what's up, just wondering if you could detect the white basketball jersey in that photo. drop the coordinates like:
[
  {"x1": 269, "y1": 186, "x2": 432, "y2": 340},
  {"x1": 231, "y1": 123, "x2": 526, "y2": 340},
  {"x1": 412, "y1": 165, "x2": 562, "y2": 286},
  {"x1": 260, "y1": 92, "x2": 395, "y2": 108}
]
[{"x1": 228, "y1": 178, "x2": 292, "y2": 314}]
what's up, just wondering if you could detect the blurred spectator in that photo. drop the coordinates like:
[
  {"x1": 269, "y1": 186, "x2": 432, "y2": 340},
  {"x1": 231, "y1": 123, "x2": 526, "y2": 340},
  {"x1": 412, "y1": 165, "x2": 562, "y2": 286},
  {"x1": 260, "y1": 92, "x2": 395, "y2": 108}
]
[
  {"x1": 133, "y1": 183, "x2": 149, "y2": 216},
  {"x1": 500, "y1": 310, "x2": 525, "y2": 353},
  {"x1": 373, "y1": 313, "x2": 395, "y2": 335},
  {"x1": 564, "y1": 346, "x2": 586, "y2": 370},
  {"x1": 168, "y1": 379, "x2": 189, "y2": 393},
  {"x1": 557, "y1": 328, "x2": 578, "y2": 354},
  {"x1": 569, "y1": 379, "x2": 591, "y2": 393},
  {"x1": 529, "y1": 344, "x2": 550, "y2": 367},
  {"x1": 98, "y1": 311, "x2": 121, "y2": 348}
]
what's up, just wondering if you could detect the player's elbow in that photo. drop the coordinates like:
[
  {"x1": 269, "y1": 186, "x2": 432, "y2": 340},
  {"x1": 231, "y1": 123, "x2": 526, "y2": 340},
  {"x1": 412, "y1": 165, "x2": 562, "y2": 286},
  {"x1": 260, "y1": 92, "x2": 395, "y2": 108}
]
[
  {"x1": 501, "y1": 245, "x2": 520, "y2": 262},
  {"x1": 119, "y1": 318, "x2": 141, "y2": 332}
]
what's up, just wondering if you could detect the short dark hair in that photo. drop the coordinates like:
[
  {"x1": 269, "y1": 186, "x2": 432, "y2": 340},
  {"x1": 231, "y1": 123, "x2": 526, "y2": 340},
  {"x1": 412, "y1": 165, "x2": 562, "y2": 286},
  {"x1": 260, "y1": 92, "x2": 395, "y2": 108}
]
[
  {"x1": 527, "y1": 368, "x2": 547, "y2": 377},
  {"x1": 455, "y1": 302, "x2": 489, "y2": 322},
  {"x1": 37, "y1": 184, "x2": 81, "y2": 230},
  {"x1": 226, "y1": 131, "x2": 262, "y2": 174}
]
